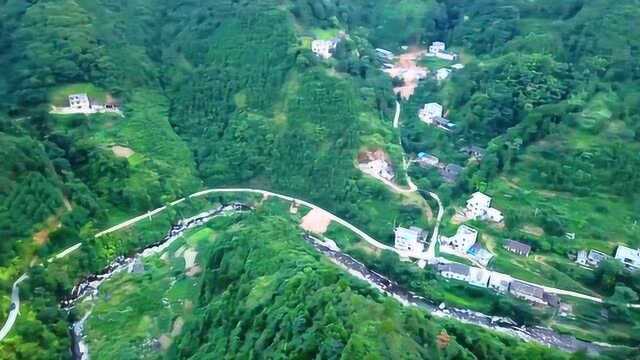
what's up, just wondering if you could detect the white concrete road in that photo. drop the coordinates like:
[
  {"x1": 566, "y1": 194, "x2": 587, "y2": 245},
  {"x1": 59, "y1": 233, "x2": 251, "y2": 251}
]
[
  {"x1": 95, "y1": 188, "x2": 398, "y2": 253},
  {"x1": 393, "y1": 100, "x2": 401, "y2": 128},
  {"x1": 0, "y1": 274, "x2": 29, "y2": 341},
  {"x1": 48, "y1": 243, "x2": 82, "y2": 263}
]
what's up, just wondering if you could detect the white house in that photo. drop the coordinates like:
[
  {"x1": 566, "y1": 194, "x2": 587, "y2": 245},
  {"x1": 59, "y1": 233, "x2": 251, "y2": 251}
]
[
  {"x1": 488, "y1": 272, "x2": 512, "y2": 293},
  {"x1": 437, "y1": 263, "x2": 470, "y2": 282},
  {"x1": 418, "y1": 102, "x2": 443, "y2": 124},
  {"x1": 468, "y1": 267, "x2": 491, "y2": 287},
  {"x1": 427, "y1": 41, "x2": 457, "y2": 61},
  {"x1": 428, "y1": 41, "x2": 446, "y2": 54},
  {"x1": 311, "y1": 39, "x2": 338, "y2": 59},
  {"x1": 436, "y1": 68, "x2": 451, "y2": 81},
  {"x1": 465, "y1": 192, "x2": 504, "y2": 223},
  {"x1": 359, "y1": 159, "x2": 395, "y2": 181},
  {"x1": 394, "y1": 226, "x2": 427, "y2": 254},
  {"x1": 441, "y1": 225, "x2": 478, "y2": 254},
  {"x1": 615, "y1": 245, "x2": 640, "y2": 270},
  {"x1": 51, "y1": 93, "x2": 122, "y2": 116},
  {"x1": 576, "y1": 249, "x2": 609, "y2": 267},
  {"x1": 68, "y1": 93, "x2": 91, "y2": 111}
]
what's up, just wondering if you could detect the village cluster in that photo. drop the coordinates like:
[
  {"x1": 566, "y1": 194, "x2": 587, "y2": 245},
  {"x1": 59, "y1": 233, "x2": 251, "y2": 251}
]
[
  {"x1": 391, "y1": 192, "x2": 564, "y2": 308},
  {"x1": 50, "y1": 93, "x2": 122, "y2": 116},
  {"x1": 575, "y1": 245, "x2": 640, "y2": 271},
  {"x1": 313, "y1": 34, "x2": 640, "y2": 311}
]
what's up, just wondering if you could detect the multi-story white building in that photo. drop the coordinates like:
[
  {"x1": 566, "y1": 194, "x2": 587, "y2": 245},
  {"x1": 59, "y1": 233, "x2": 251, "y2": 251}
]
[
  {"x1": 465, "y1": 192, "x2": 504, "y2": 223},
  {"x1": 311, "y1": 39, "x2": 338, "y2": 59},
  {"x1": 428, "y1": 41, "x2": 446, "y2": 54},
  {"x1": 68, "y1": 94, "x2": 92, "y2": 112},
  {"x1": 468, "y1": 266, "x2": 491, "y2": 287},
  {"x1": 394, "y1": 226, "x2": 427, "y2": 253},
  {"x1": 418, "y1": 102, "x2": 443, "y2": 124},
  {"x1": 615, "y1": 245, "x2": 640, "y2": 270},
  {"x1": 488, "y1": 272, "x2": 512, "y2": 293},
  {"x1": 440, "y1": 224, "x2": 478, "y2": 254},
  {"x1": 426, "y1": 41, "x2": 457, "y2": 61},
  {"x1": 50, "y1": 93, "x2": 122, "y2": 116}
]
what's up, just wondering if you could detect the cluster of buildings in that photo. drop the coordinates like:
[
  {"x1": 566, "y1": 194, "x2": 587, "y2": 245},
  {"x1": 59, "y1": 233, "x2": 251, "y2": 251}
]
[
  {"x1": 394, "y1": 226, "x2": 428, "y2": 255},
  {"x1": 418, "y1": 102, "x2": 456, "y2": 131},
  {"x1": 426, "y1": 41, "x2": 458, "y2": 61},
  {"x1": 436, "y1": 263, "x2": 560, "y2": 307},
  {"x1": 414, "y1": 152, "x2": 464, "y2": 183},
  {"x1": 51, "y1": 93, "x2": 121, "y2": 115},
  {"x1": 440, "y1": 225, "x2": 494, "y2": 266},
  {"x1": 464, "y1": 192, "x2": 504, "y2": 223},
  {"x1": 576, "y1": 245, "x2": 640, "y2": 271}
]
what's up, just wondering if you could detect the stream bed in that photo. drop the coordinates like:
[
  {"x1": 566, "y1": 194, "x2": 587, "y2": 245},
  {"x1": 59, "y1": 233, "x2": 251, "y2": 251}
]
[{"x1": 64, "y1": 203, "x2": 250, "y2": 360}]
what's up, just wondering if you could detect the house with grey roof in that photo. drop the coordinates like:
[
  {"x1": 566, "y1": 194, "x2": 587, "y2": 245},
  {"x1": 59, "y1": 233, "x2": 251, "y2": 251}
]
[
  {"x1": 504, "y1": 240, "x2": 531, "y2": 257},
  {"x1": 544, "y1": 292, "x2": 560, "y2": 308},
  {"x1": 509, "y1": 280, "x2": 545, "y2": 304},
  {"x1": 437, "y1": 263, "x2": 470, "y2": 282},
  {"x1": 439, "y1": 163, "x2": 463, "y2": 183}
]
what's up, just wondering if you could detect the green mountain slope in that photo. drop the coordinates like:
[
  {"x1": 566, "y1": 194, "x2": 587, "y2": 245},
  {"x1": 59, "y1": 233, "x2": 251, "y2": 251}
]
[{"x1": 1, "y1": 0, "x2": 640, "y2": 358}]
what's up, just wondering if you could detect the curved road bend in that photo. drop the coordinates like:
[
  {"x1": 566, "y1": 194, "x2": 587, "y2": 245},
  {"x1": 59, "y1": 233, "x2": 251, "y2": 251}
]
[
  {"x1": 93, "y1": 188, "x2": 635, "y2": 306},
  {"x1": 0, "y1": 274, "x2": 29, "y2": 341},
  {"x1": 96, "y1": 188, "x2": 397, "y2": 253}
]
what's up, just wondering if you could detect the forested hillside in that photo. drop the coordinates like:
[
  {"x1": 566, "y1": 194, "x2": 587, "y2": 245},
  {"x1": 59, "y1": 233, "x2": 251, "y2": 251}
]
[{"x1": 172, "y1": 211, "x2": 572, "y2": 360}]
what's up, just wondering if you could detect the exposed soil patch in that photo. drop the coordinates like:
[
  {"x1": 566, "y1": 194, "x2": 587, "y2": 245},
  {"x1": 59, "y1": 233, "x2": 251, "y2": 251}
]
[
  {"x1": 300, "y1": 208, "x2": 332, "y2": 234},
  {"x1": 186, "y1": 266, "x2": 201, "y2": 277},
  {"x1": 33, "y1": 228, "x2": 51, "y2": 246},
  {"x1": 111, "y1": 145, "x2": 135, "y2": 158},
  {"x1": 170, "y1": 317, "x2": 184, "y2": 337},
  {"x1": 357, "y1": 149, "x2": 391, "y2": 164},
  {"x1": 33, "y1": 217, "x2": 61, "y2": 245},
  {"x1": 522, "y1": 224, "x2": 545, "y2": 237},
  {"x1": 159, "y1": 335, "x2": 172, "y2": 350},
  {"x1": 383, "y1": 48, "x2": 428, "y2": 100}
]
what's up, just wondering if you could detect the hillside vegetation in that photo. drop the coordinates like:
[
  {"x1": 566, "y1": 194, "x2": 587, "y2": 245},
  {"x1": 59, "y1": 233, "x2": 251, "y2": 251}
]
[{"x1": 0, "y1": 0, "x2": 640, "y2": 358}]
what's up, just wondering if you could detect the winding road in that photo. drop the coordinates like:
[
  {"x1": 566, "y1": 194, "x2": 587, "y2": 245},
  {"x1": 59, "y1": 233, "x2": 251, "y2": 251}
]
[{"x1": 0, "y1": 274, "x2": 28, "y2": 341}]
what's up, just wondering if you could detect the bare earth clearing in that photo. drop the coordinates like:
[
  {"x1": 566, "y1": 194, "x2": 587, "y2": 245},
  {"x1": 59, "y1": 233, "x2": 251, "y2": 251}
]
[
  {"x1": 300, "y1": 208, "x2": 332, "y2": 234},
  {"x1": 111, "y1": 145, "x2": 135, "y2": 158},
  {"x1": 383, "y1": 48, "x2": 428, "y2": 100}
]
